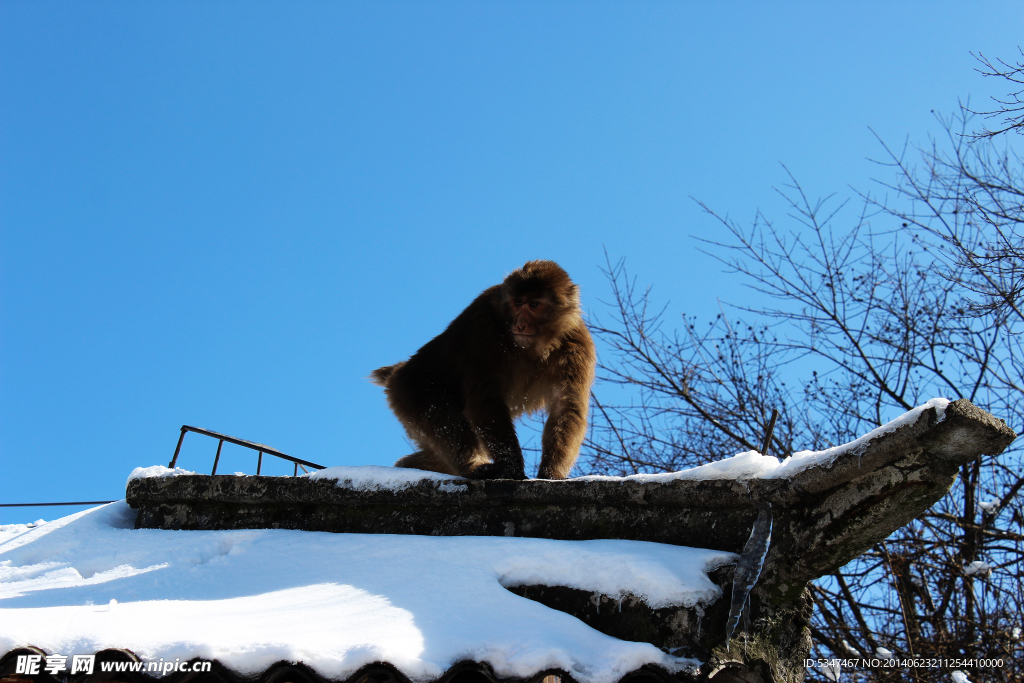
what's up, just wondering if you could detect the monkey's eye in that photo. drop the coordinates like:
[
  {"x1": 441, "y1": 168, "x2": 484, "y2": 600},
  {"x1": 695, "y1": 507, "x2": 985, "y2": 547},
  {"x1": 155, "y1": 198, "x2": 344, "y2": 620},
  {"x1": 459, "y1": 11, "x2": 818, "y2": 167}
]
[{"x1": 529, "y1": 302, "x2": 540, "y2": 309}]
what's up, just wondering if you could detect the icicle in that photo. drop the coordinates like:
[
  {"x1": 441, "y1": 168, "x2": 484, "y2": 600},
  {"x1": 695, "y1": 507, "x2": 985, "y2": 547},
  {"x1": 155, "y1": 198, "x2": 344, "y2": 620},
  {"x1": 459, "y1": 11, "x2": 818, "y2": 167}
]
[
  {"x1": 725, "y1": 502, "x2": 773, "y2": 648},
  {"x1": 743, "y1": 593, "x2": 751, "y2": 656}
]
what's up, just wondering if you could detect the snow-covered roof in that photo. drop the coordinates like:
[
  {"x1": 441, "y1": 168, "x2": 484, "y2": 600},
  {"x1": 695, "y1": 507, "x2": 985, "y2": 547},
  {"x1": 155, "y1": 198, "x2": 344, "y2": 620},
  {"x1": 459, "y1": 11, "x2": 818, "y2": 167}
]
[{"x1": 0, "y1": 502, "x2": 733, "y2": 683}]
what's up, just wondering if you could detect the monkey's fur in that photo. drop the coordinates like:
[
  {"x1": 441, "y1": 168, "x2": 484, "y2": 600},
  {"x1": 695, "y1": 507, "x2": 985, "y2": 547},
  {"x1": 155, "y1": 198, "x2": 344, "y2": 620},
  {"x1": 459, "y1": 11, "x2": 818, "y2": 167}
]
[{"x1": 371, "y1": 260, "x2": 595, "y2": 480}]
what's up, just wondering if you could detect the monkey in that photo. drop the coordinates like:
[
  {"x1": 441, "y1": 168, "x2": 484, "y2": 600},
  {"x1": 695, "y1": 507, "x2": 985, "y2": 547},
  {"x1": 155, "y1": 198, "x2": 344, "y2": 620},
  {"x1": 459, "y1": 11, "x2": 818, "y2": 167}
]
[{"x1": 371, "y1": 260, "x2": 596, "y2": 480}]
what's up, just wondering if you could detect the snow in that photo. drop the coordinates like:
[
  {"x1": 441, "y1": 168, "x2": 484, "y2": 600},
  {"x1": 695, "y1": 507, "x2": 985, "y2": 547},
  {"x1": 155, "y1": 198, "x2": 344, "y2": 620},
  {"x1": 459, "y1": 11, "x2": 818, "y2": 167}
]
[
  {"x1": 963, "y1": 560, "x2": 991, "y2": 577},
  {"x1": 0, "y1": 523, "x2": 42, "y2": 546},
  {"x1": 126, "y1": 464, "x2": 466, "y2": 492},
  {"x1": 127, "y1": 465, "x2": 196, "y2": 484},
  {"x1": 978, "y1": 500, "x2": 999, "y2": 514},
  {"x1": 579, "y1": 398, "x2": 950, "y2": 484},
  {"x1": 822, "y1": 660, "x2": 841, "y2": 681},
  {"x1": 306, "y1": 465, "x2": 466, "y2": 490},
  {"x1": 0, "y1": 502, "x2": 734, "y2": 682}
]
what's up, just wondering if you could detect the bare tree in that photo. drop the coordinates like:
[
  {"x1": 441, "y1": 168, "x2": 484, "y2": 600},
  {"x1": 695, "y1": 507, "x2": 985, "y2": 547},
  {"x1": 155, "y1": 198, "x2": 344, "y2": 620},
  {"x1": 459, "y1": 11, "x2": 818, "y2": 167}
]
[
  {"x1": 584, "y1": 115, "x2": 1024, "y2": 680},
  {"x1": 970, "y1": 49, "x2": 1024, "y2": 140},
  {"x1": 875, "y1": 110, "x2": 1024, "y2": 327}
]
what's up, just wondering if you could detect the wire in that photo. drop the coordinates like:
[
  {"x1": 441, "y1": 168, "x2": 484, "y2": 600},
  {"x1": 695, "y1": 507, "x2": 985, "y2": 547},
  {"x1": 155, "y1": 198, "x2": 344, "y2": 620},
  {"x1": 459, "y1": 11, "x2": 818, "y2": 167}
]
[{"x1": 0, "y1": 501, "x2": 116, "y2": 507}]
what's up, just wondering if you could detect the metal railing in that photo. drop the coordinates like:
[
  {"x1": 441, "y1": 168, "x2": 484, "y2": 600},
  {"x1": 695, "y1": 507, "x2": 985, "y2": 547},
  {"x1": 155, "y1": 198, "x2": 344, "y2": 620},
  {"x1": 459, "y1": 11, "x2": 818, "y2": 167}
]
[{"x1": 168, "y1": 425, "x2": 326, "y2": 476}]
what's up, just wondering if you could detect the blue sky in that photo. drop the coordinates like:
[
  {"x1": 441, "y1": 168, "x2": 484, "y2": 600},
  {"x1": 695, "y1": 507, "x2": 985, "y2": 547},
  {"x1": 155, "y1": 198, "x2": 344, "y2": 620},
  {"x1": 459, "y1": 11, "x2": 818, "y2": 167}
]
[{"x1": 2, "y1": 2, "x2": 1021, "y2": 523}]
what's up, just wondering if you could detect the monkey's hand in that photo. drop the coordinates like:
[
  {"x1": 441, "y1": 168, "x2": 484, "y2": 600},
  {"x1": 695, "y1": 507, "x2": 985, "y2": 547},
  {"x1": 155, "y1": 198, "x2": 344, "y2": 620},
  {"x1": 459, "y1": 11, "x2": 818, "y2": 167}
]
[{"x1": 469, "y1": 461, "x2": 527, "y2": 480}]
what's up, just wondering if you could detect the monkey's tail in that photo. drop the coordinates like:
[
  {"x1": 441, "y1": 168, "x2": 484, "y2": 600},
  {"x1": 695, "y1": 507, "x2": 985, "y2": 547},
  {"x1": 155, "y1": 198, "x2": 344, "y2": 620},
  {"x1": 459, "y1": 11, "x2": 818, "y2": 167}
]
[{"x1": 370, "y1": 362, "x2": 403, "y2": 387}]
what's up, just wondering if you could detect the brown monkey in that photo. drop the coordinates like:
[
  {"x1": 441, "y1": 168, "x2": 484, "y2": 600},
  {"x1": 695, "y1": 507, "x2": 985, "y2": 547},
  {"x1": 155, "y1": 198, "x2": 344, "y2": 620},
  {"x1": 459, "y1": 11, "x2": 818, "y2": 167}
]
[{"x1": 371, "y1": 260, "x2": 595, "y2": 480}]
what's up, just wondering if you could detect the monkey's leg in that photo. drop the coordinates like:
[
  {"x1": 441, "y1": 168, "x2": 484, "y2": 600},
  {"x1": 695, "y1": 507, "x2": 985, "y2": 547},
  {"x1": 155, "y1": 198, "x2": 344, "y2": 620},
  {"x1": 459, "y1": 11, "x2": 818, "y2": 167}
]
[
  {"x1": 385, "y1": 378, "x2": 483, "y2": 476},
  {"x1": 404, "y1": 401, "x2": 493, "y2": 478},
  {"x1": 463, "y1": 398, "x2": 527, "y2": 480},
  {"x1": 537, "y1": 395, "x2": 589, "y2": 479},
  {"x1": 394, "y1": 450, "x2": 461, "y2": 476}
]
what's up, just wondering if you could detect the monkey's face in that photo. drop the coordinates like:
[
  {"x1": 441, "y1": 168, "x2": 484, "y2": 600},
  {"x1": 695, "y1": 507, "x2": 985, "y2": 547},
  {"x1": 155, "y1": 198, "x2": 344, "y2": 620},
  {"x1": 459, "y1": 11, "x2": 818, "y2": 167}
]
[{"x1": 510, "y1": 295, "x2": 549, "y2": 348}]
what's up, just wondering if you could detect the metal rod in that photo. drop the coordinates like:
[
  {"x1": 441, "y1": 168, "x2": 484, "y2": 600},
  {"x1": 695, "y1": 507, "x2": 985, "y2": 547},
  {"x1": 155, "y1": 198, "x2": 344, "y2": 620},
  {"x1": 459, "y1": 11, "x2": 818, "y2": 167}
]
[
  {"x1": 168, "y1": 427, "x2": 188, "y2": 468},
  {"x1": 257, "y1": 451, "x2": 263, "y2": 475},
  {"x1": 211, "y1": 439, "x2": 224, "y2": 476},
  {"x1": 760, "y1": 409, "x2": 780, "y2": 457},
  {"x1": 293, "y1": 462, "x2": 298, "y2": 476},
  {"x1": 0, "y1": 501, "x2": 116, "y2": 507},
  {"x1": 176, "y1": 425, "x2": 325, "y2": 470}
]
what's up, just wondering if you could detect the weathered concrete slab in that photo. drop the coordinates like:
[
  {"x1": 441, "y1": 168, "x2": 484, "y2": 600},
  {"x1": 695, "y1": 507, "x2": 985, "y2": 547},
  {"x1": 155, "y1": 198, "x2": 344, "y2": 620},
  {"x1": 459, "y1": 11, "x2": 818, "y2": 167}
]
[{"x1": 127, "y1": 399, "x2": 1013, "y2": 591}]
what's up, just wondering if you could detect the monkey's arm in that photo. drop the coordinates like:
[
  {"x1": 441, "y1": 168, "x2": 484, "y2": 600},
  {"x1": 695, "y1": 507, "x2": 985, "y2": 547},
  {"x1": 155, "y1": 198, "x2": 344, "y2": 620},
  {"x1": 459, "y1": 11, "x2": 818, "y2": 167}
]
[
  {"x1": 537, "y1": 393, "x2": 588, "y2": 479},
  {"x1": 537, "y1": 339, "x2": 594, "y2": 479}
]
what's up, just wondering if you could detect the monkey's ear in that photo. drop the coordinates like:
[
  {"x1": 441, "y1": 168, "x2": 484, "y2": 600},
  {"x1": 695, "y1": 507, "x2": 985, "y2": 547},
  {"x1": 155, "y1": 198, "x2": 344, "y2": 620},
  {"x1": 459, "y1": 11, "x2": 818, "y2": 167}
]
[{"x1": 567, "y1": 283, "x2": 581, "y2": 307}]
